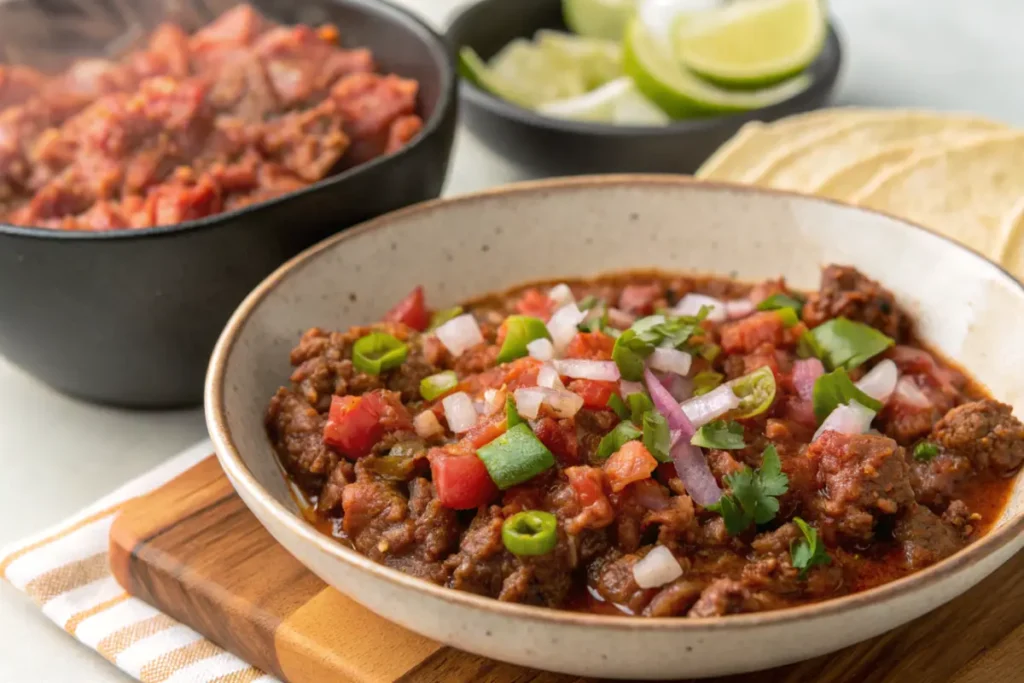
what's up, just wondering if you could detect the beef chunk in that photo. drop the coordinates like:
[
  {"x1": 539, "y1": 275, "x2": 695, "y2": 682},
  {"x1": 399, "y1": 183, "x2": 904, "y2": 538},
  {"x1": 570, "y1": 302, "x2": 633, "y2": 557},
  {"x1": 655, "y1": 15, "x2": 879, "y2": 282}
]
[
  {"x1": 687, "y1": 579, "x2": 788, "y2": 618},
  {"x1": 265, "y1": 388, "x2": 336, "y2": 490},
  {"x1": 642, "y1": 579, "x2": 705, "y2": 617},
  {"x1": 930, "y1": 400, "x2": 1024, "y2": 478},
  {"x1": 341, "y1": 466, "x2": 460, "y2": 584},
  {"x1": 809, "y1": 432, "x2": 915, "y2": 541},
  {"x1": 744, "y1": 524, "x2": 844, "y2": 600},
  {"x1": 909, "y1": 450, "x2": 973, "y2": 509},
  {"x1": 894, "y1": 504, "x2": 964, "y2": 570},
  {"x1": 803, "y1": 265, "x2": 907, "y2": 341},
  {"x1": 316, "y1": 459, "x2": 355, "y2": 516},
  {"x1": 588, "y1": 550, "x2": 656, "y2": 614}
]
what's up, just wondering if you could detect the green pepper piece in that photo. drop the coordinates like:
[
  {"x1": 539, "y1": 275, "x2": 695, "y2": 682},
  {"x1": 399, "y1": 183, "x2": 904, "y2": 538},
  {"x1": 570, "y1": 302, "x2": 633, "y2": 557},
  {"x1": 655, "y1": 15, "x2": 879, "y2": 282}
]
[
  {"x1": 725, "y1": 366, "x2": 777, "y2": 419},
  {"x1": 428, "y1": 306, "x2": 464, "y2": 331},
  {"x1": 913, "y1": 441, "x2": 939, "y2": 461},
  {"x1": 642, "y1": 410, "x2": 672, "y2": 463},
  {"x1": 506, "y1": 394, "x2": 523, "y2": 428},
  {"x1": 476, "y1": 423, "x2": 555, "y2": 489},
  {"x1": 627, "y1": 391, "x2": 654, "y2": 426},
  {"x1": 496, "y1": 315, "x2": 551, "y2": 364},
  {"x1": 420, "y1": 371, "x2": 458, "y2": 401},
  {"x1": 352, "y1": 332, "x2": 407, "y2": 375},
  {"x1": 502, "y1": 510, "x2": 558, "y2": 555},
  {"x1": 776, "y1": 307, "x2": 800, "y2": 328},
  {"x1": 607, "y1": 393, "x2": 631, "y2": 421},
  {"x1": 693, "y1": 370, "x2": 725, "y2": 396}
]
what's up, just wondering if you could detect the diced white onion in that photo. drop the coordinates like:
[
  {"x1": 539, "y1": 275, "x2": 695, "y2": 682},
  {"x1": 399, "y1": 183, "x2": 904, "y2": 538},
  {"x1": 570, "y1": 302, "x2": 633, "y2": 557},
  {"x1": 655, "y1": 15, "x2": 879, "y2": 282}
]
[
  {"x1": 648, "y1": 347, "x2": 692, "y2": 376},
  {"x1": 620, "y1": 380, "x2": 645, "y2": 396},
  {"x1": 434, "y1": 313, "x2": 483, "y2": 357},
  {"x1": 527, "y1": 337, "x2": 555, "y2": 361},
  {"x1": 633, "y1": 545, "x2": 683, "y2": 589},
  {"x1": 813, "y1": 400, "x2": 876, "y2": 441},
  {"x1": 856, "y1": 359, "x2": 898, "y2": 403},
  {"x1": 537, "y1": 363, "x2": 565, "y2": 389},
  {"x1": 483, "y1": 388, "x2": 506, "y2": 415},
  {"x1": 547, "y1": 303, "x2": 587, "y2": 351},
  {"x1": 548, "y1": 283, "x2": 574, "y2": 309},
  {"x1": 513, "y1": 386, "x2": 584, "y2": 420},
  {"x1": 607, "y1": 307, "x2": 636, "y2": 329},
  {"x1": 673, "y1": 293, "x2": 726, "y2": 322},
  {"x1": 413, "y1": 410, "x2": 442, "y2": 438},
  {"x1": 894, "y1": 376, "x2": 932, "y2": 408},
  {"x1": 553, "y1": 359, "x2": 621, "y2": 381},
  {"x1": 442, "y1": 391, "x2": 478, "y2": 433},
  {"x1": 680, "y1": 384, "x2": 740, "y2": 427},
  {"x1": 724, "y1": 299, "x2": 756, "y2": 319}
]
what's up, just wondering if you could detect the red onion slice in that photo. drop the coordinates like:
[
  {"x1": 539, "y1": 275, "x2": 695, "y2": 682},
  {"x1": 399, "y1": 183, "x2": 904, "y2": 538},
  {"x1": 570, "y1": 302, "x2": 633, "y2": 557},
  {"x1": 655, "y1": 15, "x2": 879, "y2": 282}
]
[
  {"x1": 553, "y1": 359, "x2": 621, "y2": 381},
  {"x1": 813, "y1": 400, "x2": 876, "y2": 441},
  {"x1": 547, "y1": 303, "x2": 587, "y2": 351},
  {"x1": 894, "y1": 376, "x2": 932, "y2": 408},
  {"x1": 632, "y1": 545, "x2": 683, "y2": 589},
  {"x1": 661, "y1": 373, "x2": 694, "y2": 402},
  {"x1": 680, "y1": 384, "x2": 741, "y2": 428},
  {"x1": 792, "y1": 358, "x2": 825, "y2": 402},
  {"x1": 527, "y1": 337, "x2": 554, "y2": 361},
  {"x1": 673, "y1": 293, "x2": 726, "y2": 322},
  {"x1": 644, "y1": 368, "x2": 722, "y2": 506},
  {"x1": 434, "y1": 313, "x2": 484, "y2": 357},
  {"x1": 607, "y1": 307, "x2": 637, "y2": 329},
  {"x1": 442, "y1": 391, "x2": 478, "y2": 433},
  {"x1": 648, "y1": 347, "x2": 692, "y2": 376},
  {"x1": 856, "y1": 359, "x2": 898, "y2": 403}
]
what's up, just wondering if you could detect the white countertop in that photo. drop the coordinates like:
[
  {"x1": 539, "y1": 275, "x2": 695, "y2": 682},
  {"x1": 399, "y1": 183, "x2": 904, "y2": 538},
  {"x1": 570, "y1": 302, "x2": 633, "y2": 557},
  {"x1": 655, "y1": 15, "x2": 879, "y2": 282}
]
[{"x1": 2, "y1": 1, "x2": 1022, "y2": 680}]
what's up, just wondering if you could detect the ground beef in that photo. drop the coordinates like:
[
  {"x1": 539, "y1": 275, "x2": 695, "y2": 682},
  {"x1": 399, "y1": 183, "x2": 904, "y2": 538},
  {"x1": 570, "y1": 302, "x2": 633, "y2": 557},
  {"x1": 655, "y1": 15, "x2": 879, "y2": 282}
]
[
  {"x1": 930, "y1": 400, "x2": 1024, "y2": 478},
  {"x1": 809, "y1": 432, "x2": 915, "y2": 542},
  {"x1": 909, "y1": 451, "x2": 974, "y2": 509},
  {"x1": 265, "y1": 388, "x2": 336, "y2": 489},
  {"x1": 894, "y1": 504, "x2": 964, "y2": 570},
  {"x1": 744, "y1": 524, "x2": 844, "y2": 600},
  {"x1": 688, "y1": 579, "x2": 788, "y2": 618},
  {"x1": 802, "y1": 265, "x2": 908, "y2": 341}
]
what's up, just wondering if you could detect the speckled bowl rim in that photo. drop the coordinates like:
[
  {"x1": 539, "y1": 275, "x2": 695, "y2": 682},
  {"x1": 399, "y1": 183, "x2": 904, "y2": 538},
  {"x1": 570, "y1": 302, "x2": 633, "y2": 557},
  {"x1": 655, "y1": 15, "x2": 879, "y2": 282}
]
[{"x1": 205, "y1": 174, "x2": 1024, "y2": 631}]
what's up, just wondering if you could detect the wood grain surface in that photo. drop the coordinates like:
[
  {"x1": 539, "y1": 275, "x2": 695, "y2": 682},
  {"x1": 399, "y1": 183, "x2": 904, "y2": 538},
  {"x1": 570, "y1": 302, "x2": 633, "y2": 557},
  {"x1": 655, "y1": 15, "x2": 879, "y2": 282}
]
[{"x1": 109, "y1": 456, "x2": 1024, "y2": 683}]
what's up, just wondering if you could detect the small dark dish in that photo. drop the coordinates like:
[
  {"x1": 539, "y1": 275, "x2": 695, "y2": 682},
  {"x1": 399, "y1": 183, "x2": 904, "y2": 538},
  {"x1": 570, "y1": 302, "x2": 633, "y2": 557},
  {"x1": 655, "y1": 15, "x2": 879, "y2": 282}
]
[
  {"x1": 446, "y1": 0, "x2": 841, "y2": 177},
  {"x1": 0, "y1": 0, "x2": 456, "y2": 407}
]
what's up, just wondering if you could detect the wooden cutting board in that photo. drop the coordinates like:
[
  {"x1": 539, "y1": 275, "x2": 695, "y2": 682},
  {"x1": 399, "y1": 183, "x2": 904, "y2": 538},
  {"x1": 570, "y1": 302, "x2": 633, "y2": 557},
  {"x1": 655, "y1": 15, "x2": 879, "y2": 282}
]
[{"x1": 108, "y1": 455, "x2": 1024, "y2": 683}]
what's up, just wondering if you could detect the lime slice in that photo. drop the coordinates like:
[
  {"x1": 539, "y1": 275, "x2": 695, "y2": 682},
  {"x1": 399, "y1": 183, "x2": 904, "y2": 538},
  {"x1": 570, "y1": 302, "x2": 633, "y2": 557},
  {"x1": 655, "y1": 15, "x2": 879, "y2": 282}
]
[
  {"x1": 674, "y1": 0, "x2": 826, "y2": 88},
  {"x1": 536, "y1": 30, "x2": 623, "y2": 89},
  {"x1": 623, "y1": 18, "x2": 810, "y2": 117},
  {"x1": 562, "y1": 0, "x2": 636, "y2": 40},
  {"x1": 459, "y1": 42, "x2": 586, "y2": 109},
  {"x1": 538, "y1": 77, "x2": 669, "y2": 125}
]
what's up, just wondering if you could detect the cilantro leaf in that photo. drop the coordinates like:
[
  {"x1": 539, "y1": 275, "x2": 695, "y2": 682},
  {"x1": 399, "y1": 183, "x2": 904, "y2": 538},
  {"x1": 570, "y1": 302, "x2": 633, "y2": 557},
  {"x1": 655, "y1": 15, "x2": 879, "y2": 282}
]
[
  {"x1": 709, "y1": 445, "x2": 790, "y2": 535},
  {"x1": 812, "y1": 368, "x2": 883, "y2": 422},
  {"x1": 693, "y1": 370, "x2": 725, "y2": 396},
  {"x1": 790, "y1": 517, "x2": 831, "y2": 578},
  {"x1": 756, "y1": 292, "x2": 805, "y2": 314},
  {"x1": 802, "y1": 317, "x2": 894, "y2": 371},
  {"x1": 577, "y1": 295, "x2": 601, "y2": 311},
  {"x1": 607, "y1": 393, "x2": 631, "y2": 421},
  {"x1": 913, "y1": 441, "x2": 939, "y2": 461},
  {"x1": 642, "y1": 411, "x2": 672, "y2": 463},
  {"x1": 612, "y1": 311, "x2": 710, "y2": 379},
  {"x1": 612, "y1": 329, "x2": 655, "y2": 381},
  {"x1": 691, "y1": 420, "x2": 746, "y2": 450},
  {"x1": 627, "y1": 392, "x2": 654, "y2": 427},
  {"x1": 596, "y1": 421, "x2": 641, "y2": 460}
]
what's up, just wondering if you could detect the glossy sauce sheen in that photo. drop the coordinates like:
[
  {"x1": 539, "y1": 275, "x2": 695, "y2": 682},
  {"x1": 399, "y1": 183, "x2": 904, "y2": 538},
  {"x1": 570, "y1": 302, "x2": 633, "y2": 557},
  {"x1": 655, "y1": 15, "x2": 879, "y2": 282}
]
[{"x1": 275, "y1": 269, "x2": 1019, "y2": 618}]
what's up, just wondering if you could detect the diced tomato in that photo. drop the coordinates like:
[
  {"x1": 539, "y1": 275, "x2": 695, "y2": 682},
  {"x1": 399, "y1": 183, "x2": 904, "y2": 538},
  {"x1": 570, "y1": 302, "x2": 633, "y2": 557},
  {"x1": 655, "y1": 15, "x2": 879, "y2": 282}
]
[
  {"x1": 324, "y1": 395, "x2": 383, "y2": 459},
  {"x1": 603, "y1": 441, "x2": 658, "y2": 493},
  {"x1": 532, "y1": 415, "x2": 579, "y2": 466},
  {"x1": 618, "y1": 283, "x2": 662, "y2": 315},
  {"x1": 515, "y1": 288, "x2": 556, "y2": 321},
  {"x1": 454, "y1": 357, "x2": 541, "y2": 397},
  {"x1": 323, "y1": 391, "x2": 411, "y2": 459},
  {"x1": 720, "y1": 311, "x2": 786, "y2": 354},
  {"x1": 781, "y1": 396, "x2": 817, "y2": 428},
  {"x1": 565, "y1": 466, "x2": 607, "y2": 507},
  {"x1": 742, "y1": 343, "x2": 784, "y2": 382},
  {"x1": 564, "y1": 331, "x2": 615, "y2": 360},
  {"x1": 383, "y1": 285, "x2": 429, "y2": 331},
  {"x1": 429, "y1": 448, "x2": 499, "y2": 509},
  {"x1": 462, "y1": 414, "x2": 508, "y2": 450},
  {"x1": 567, "y1": 378, "x2": 619, "y2": 410}
]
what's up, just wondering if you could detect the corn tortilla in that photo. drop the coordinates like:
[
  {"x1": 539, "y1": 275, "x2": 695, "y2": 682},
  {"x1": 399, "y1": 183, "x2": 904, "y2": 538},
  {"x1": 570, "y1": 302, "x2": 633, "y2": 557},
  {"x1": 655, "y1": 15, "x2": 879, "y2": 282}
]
[{"x1": 997, "y1": 198, "x2": 1024, "y2": 282}]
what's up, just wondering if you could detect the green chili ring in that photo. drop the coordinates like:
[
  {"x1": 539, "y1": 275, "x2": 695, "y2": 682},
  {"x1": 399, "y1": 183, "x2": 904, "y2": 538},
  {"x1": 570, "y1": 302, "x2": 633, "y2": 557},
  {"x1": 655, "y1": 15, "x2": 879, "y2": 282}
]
[
  {"x1": 502, "y1": 510, "x2": 558, "y2": 555},
  {"x1": 353, "y1": 332, "x2": 408, "y2": 375}
]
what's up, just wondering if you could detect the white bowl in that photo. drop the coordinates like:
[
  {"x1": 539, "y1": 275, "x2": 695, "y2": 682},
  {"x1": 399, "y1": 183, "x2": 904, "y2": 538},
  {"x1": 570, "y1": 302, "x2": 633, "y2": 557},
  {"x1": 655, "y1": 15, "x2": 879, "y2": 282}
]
[{"x1": 205, "y1": 176, "x2": 1024, "y2": 679}]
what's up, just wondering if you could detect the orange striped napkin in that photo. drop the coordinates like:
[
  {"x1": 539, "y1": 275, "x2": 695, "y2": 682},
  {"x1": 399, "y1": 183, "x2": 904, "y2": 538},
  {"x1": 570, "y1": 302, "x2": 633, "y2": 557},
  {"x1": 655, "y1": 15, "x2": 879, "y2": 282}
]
[{"x1": 0, "y1": 440, "x2": 279, "y2": 683}]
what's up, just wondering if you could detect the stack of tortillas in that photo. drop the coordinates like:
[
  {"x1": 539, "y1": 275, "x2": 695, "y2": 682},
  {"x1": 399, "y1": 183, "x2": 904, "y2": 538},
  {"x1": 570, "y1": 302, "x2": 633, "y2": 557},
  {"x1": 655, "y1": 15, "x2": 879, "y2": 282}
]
[{"x1": 695, "y1": 108, "x2": 1024, "y2": 281}]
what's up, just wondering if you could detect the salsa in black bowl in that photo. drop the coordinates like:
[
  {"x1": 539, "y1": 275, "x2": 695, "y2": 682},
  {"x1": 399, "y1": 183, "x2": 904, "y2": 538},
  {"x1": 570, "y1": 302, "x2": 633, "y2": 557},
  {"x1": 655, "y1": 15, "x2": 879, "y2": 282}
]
[{"x1": 0, "y1": 0, "x2": 457, "y2": 407}]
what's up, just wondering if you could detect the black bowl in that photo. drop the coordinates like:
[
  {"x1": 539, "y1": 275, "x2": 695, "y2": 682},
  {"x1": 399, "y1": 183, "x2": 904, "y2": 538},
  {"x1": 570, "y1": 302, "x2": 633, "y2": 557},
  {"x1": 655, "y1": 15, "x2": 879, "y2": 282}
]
[
  {"x1": 446, "y1": 0, "x2": 841, "y2": 177},
  {"x1": 0, "y1": 0, "x2": 457, "y2": 408}
]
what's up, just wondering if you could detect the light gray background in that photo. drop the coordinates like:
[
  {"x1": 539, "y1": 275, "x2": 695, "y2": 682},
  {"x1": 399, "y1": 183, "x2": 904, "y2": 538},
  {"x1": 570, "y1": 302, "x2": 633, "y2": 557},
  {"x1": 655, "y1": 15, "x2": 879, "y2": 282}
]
[{"x1": 2, "y1": 0, "x2": 1022, "y2": 680}]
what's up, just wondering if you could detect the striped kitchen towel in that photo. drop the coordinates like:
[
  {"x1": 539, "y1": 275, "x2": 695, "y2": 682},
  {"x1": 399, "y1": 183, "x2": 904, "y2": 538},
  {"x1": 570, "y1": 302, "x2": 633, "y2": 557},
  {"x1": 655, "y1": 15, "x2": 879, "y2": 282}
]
[{"x1": 0, "y1": 440, "x2": 280, "y2": 683}]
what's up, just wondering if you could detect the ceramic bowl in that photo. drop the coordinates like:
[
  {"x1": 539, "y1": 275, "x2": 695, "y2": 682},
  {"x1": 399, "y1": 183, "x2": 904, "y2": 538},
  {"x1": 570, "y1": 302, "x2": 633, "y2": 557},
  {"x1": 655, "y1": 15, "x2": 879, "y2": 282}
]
[
  {"x1": 445, "y1": 0, "x2": 842, "y2": 176},
  {"x1": 0, "y1": 0, "x2": 456, "y2": 407},
  {"x1": 206, "y1": 176, "x2": 1024, "y2": 679}
]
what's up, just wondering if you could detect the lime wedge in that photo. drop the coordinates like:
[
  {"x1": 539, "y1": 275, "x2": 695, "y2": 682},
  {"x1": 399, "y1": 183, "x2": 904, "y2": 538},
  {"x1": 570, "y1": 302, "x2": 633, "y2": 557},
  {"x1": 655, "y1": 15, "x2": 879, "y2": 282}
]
[
  {"x1": 623, "y1": 18, "x2": 810, "y2": 117},
  {"x1": 536, "y1": 30, "x2": 623, "y2": 89},
  {"x1": 459, "y1": 41, "x2": 586, "y2": 109},
  {"x1": 562, "y1": 0, "x2": 636, "y2": 40},
  {"x1": 674, "y1": 0, "x2": 826, "y2": 88},
  {"x1": 538, "y1": 77, "x2": 669, "y2": 125}
]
